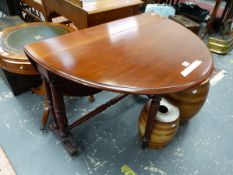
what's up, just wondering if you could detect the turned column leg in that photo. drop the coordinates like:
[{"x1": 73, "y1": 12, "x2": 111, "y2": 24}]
[
  {"x1": 48, "y1": 77, "x2": 78, "y2": 155},
  {"x1": 142, "y1": 95, "x2": 161, "y2": 149},
  {"x1": 49, "y1": 78, "x2": 69, "y2": 137},
  {"x1": 41, "y1": 77, "x2": 59, "y2": 130}
]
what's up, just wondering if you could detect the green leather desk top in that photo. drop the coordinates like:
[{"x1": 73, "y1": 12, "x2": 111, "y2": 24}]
[{"x1": 1, "y1": 23, "x2": 70, "y2": 54}]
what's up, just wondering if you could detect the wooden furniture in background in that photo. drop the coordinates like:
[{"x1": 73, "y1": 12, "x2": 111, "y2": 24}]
[
  {"x1": 169, "y1": 15, "x2": 200, "y2": 34},
  {"x1": 25, "y1": 13, "x2": 213, "y2": 155},
  {"x1": 18, "y1": 0, "x2": 69, "y2": 24},
  {"x1": 19, "y1": 0, "x2": 45, "y2": 21},
  {"x1": 0, "y1": 23, "x2": 72, "y2": 75},
  {"x1": 0, "y1": 22, "x2": 73, "y2": 129},
  {"x1": 42, "y1": 0, "x2": 143, "y2": 29},
  {"x1": 0, "y1": 16, "x2": 37, "y2": 96},
  {"x1": 205, "y1": 0, "x2": 223, "y2": 36},
  {"x1": 220, "y1": 0, "x2": 233, "y2": 33},
  {"x1": 207, "y1": 0, "x2": 233, "y2": 54}
]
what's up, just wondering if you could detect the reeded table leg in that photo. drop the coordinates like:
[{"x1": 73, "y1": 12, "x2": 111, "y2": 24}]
[{"x1": 142, "y1": 95, "x2": 161, "y2": 149}]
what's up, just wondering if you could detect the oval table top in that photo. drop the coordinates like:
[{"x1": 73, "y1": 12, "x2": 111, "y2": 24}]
[{"x1": 24, "y1": 13, "x2": 214, "y2": 95}]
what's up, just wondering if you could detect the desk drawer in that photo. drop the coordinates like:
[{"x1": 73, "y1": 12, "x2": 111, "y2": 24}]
[{"x1": 2, "y1": 59, "x2": 37, "y2": 75}]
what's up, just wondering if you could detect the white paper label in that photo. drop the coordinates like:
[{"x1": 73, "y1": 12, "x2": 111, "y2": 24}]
[{"x1": 181, "y1": 60, "x2": 202, "y2": 77}]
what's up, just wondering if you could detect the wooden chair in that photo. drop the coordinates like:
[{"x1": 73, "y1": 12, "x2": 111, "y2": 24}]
[
  {"x1": 42, "y1": 0, "x2": 83, "y2": 21},
  {"x1": 41, "y1": 0, "x2": 87, "y2": 29},
  {"x1": 217, "y1": 0, "x2": 233, "y2": 35},
  {"x1": 18, "y1": 0, "x2": 45, "y2": 21},
  {"x1": 18, "y1": 0, "x2": 70, "y2": 24}
]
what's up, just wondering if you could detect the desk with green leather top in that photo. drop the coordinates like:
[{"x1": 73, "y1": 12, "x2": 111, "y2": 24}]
[{"x1": 0, "y1": 22, "x2": 72, "y2": 95}]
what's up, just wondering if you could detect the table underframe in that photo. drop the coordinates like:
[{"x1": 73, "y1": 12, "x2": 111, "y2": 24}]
[{"x1": 40, "y1": 68, "x2": 161, "y2": 155}]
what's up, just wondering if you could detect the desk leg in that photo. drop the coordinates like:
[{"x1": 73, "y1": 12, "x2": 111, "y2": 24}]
[
  {"x1": 49, "y1": 78, "x2": 78, "y2": 155},
  {"x1": 142, "y1": 95, "x2": 161, "y2": 149}
]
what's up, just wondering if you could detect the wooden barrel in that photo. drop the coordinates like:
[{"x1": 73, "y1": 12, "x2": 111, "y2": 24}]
[
  {"x1": 165, "y1": 78, "x2": 210, "y2": 124},
  {"x1": 138, "y1": 98, "x2": 180, "y2": 149}
]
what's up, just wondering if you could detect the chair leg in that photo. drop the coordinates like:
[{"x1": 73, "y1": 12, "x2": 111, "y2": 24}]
[{"x1": 206, "y1": 0, "x2": 223, "y2": 34}]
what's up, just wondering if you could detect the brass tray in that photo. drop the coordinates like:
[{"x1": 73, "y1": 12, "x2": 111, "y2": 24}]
[{"x1": 208, "y1": 34, "x2": 233, "y2": 54}]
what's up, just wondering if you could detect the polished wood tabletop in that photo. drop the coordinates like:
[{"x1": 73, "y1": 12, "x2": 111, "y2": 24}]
[
  {"x1": 82, "y1": 0, "x2": 143, "y2": 14},
  {"x1": 25, "y1": 13, "x2": 213, "y2": 95}
]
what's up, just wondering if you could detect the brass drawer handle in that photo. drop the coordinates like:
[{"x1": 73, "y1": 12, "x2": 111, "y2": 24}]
[{"x1": 19, "y1": 65, "x2": 24, "y2": 70}]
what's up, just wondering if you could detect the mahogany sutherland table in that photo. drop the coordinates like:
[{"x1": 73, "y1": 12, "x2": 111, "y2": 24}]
[{"x1": 24, "y1": 13, "x2": 214, "y2": 155}]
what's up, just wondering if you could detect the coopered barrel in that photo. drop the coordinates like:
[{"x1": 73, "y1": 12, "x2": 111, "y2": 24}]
[
  {"x1": 165, "y1": 78, "x2": 209, "y2": 123},
  {"x1": 138, "y1": 98, "x2": 180, "y2": 149}
]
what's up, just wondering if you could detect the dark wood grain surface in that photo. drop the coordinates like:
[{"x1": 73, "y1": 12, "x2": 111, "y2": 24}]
[{"x1": 24, "y1": 13, "x2": 214, "y2": 95}]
